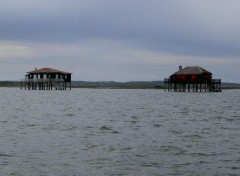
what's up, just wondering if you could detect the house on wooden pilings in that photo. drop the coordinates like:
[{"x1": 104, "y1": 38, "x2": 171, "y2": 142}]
[
  {"x1": 164, "y1": 66, "x2": 221, "y2": 92},
  {"x1": 21, "y1": 67, "x2": 72, "y2": 90}
]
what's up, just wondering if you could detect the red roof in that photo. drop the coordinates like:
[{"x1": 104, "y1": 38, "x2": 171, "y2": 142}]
[
  {"x1": 172, "y1": 66, "x2": 212, "y2": 76},
  {"x1": 27, "y1": 68, "x2": 72, "y2": 74}
]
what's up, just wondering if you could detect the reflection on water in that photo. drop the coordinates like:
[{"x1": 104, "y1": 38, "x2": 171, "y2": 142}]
[{"x1": 0, "y1": 88, "x2": 240, "y2": 175}]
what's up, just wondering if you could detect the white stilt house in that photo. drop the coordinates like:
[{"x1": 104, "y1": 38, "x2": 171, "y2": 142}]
[{"x1": 21, "y1": 67, "x2": 72, "y2": 90}]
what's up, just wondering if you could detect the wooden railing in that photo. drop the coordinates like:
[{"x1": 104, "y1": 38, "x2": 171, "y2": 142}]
[
  {"x1": 211, "y1": 79, "x2": 221, "y2": 83},
  {"x1": 164, "y1": 78, "x2": 170, "y2": 83},
  {"x1": 21, "y1": 78, "x2": 64, "y2": 82}
]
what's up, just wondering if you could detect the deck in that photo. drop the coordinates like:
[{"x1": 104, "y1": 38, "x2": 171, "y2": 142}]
[
  {"x1": 21, "y1": 78, "x2": 71, "y2": 90},
  {"x1": 164, "y1": 78, "x2": 221, "y2": 92}
]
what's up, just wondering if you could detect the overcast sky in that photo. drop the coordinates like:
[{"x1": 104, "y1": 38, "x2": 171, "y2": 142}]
[{"x1": 0, "y1": 0, "x2": 239, "y2": 82}]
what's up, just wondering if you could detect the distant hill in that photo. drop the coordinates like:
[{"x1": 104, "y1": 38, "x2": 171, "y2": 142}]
[
  {"x1": 71, "y1": 81, "x2": 165, "y2": 89},
  {"x1": 0, "y1": 81, "x2": 20, "y2": 87},
  {"x1": 221, "y1": 82, "x2": 240, "y2": 88}
]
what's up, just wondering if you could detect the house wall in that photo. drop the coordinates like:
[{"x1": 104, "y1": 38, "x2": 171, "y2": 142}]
[
  {"x1": 26, "y1": 72, "x2": 71, "y2": 82},
  {"x1": 170, "y1": 74, "x2": 212, "y2": 84},
  {"x1": 63, "y1": 74, "x2": 71, "y2": 82}
]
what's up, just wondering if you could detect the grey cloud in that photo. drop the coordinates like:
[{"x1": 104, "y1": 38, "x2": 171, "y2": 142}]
[
  {"x1": 0, "y1": 0, "x2": 240, "y2": 82},
  {"x1": 1, "y1": 0, "x2": 240, "y2": 58}
]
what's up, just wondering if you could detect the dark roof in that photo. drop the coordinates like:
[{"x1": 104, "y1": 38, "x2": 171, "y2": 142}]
[
  {"x1": 27, "y1": 68, "x2": 72, "y2": 74},
  {"x1": 172, "y1": 66, "x2": 212, "y2": 75}
]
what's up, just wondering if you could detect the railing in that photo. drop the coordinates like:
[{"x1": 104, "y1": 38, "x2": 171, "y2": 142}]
[
  {"x1": 164, "y1": 78, "x2": 170, "y2": 83},
  {"x1": 211, "y1": 79, "x2": 221, "y2": 83},
  {"x1": 21, "y1": 78, "x2": 64, "y2": 82}
]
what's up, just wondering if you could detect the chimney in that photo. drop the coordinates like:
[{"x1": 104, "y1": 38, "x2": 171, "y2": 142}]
[{"x1": 179, "y1": 65, "x2": 182, "y2": 70}]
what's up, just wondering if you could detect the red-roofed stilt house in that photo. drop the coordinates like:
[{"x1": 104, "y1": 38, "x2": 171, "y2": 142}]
[{"x1": 164, "y1": 66, "x2": 221, "y2": 92}]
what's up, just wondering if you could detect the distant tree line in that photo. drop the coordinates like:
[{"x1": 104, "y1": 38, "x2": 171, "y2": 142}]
[{"x1": 0, "y1": 81, "x2": 20, "y2": 87}]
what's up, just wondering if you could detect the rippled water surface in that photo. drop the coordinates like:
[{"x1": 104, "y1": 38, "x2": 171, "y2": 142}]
[{"x1": 0, "y1": 88, "x2": 240, "y2": 175}]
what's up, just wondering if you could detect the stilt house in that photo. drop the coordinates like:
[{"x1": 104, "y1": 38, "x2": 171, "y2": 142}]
[
  {"x1": 21, "y1": 67, "x2": 72, "y2": 90},
  {"x1": 164, "y1": 66, "x2": 221, "y2": 92}
]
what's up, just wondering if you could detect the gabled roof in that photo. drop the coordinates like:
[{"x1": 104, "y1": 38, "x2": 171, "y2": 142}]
[
  {"x1": 27, "y1": 68, "x2": 72, "y2": 74},
  {"x1": 172, "y1": 66, "x2": 212, "y2": 75}
]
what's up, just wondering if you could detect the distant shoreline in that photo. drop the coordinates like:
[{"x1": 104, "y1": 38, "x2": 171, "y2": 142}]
[{"x1": 0, "y1": 81, "x2": 240, "y2": 89}]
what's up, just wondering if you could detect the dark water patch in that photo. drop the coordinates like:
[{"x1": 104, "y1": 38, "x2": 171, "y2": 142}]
[
  {"x1": 173, "y1": 160, "x2": 209, "y2": 168},
  {"x1": 153, "y1": 124, "x2": 162, "y2": 128},
  {"x1": 219, "y1": 159, "x2": 237, "y2": 163},
  {"x1": 159, "y1": 145, "x2": 187, "y2": 155},
  {"x1": 220, "y1": 126, "x2": 240, "y2": 131},
  {"x1": 168, "y1": 129, "x2": 182, "y2": 134},
  {"x1": 86, "y1": 126, "x2": 95, "y2": 129},
  {"x1": 84, "y1": 144, "x2": 98, "y2": 150},
  {"x1": 126, "y1": 120, "x2": 138, "y2": 124},
  {"x1": 228, "y1": 166, "x2": 240, "y2": 170},
  {"x1": 1, "y1": 161, "x2": 10, "y2": 166},
  {"x1": 0, "y1": 153, "x2": 11, "y2": 157},
  {"x1": 25, "y1": 124, "x2": 37, "y2": 127},
  {"x1": 192, "y1": 109, "x2": 206, "y2": 114},
  {"x1": 140, "y1": 163, "x2": 156, "y2": 167},
  {"x1": 136, "y1": 107, "x2": 145, "y2": 110},
  {"x1": 64, "y1": 113, "x2": 75, "y2": 117},
  {"x1": 120, "y1": 113, "x2": 127, "y2": 117},
  {"x1": 184, "y1": 134, "x2": 203, "y2": 139},
  {"x1": 226, "y1": 118, "x2": 240, "y2": 122},
  {"x1": 42, "y1": 124, "x2": 78, "y2": 131},
  {"x1": 111, "y1": 130, "x2": 120, "y2": 134},
  {"x1": 107, "y1": 146, "x2": 116, "y2": 152},
  {"x1": 63, "y1": 107, "x2": 72, "y2": 111},
  {"x1": 99, "y1": 126, "x2": 119, "y2": 134},
  {"x1": 99, "y1": 126, "x2": 112, "y2": 131},
  {"x1": 130, "y1": 116, "x2": 142, "y2": 119},
  {"x1": 190, "y1": 152, "x2": 218, "y2": 157},
  {"x1": 120, "y1": 147, "x2": 132, "y2": 151},
  {"x1": 63, "y1": 126, "x2": 78, "y2": 131},
  {"x1": 135, "y1": 153, "x2": 146, "y2": 158}
]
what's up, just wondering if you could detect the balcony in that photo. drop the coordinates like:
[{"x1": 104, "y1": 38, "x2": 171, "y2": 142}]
[{"x1": 21, "y1": 78, "x2": 65, "y2": 83}]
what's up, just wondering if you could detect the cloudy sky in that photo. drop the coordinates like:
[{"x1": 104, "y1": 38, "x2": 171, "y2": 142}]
[{"x1": 0, "y1": 0, "x2": 239, "y2": 82}]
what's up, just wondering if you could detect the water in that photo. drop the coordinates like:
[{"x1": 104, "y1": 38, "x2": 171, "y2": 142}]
[{"x1": 0, "y1": 88, "x2": 240, "y2": 176}]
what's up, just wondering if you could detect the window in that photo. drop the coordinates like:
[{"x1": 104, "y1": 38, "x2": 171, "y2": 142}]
[{"x1": 191, "y1": 75, "x2": 196, "y2": 79}]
